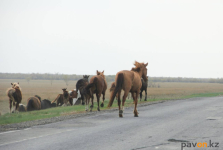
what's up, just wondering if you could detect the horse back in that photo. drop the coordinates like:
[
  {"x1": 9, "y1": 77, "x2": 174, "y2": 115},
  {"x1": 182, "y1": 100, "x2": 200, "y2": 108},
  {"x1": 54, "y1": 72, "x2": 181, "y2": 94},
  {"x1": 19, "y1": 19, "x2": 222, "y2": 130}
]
[{"x1": 116, "y1": 70, "x2": 141, "y2": 92}]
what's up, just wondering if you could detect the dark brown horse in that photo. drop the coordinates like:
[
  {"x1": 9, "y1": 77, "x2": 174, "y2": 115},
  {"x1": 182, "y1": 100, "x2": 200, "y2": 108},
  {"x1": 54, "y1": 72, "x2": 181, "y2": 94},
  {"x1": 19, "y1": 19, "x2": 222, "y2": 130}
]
[
  {"x1": 76, "y1": 75, "x2": 92, "y2": 111},
  {"x1": 85, "y1": 70, "x2": 107, "y2": 111},
  {"x1": 26, "y1": 95, "x2": 41, "y2": 111},
  {"x1": 62, "y1": 88, "x2": 70, "y2": 106},
  {"x1": 76, "y1": 75, "x2": 90, "y2": 105},
  {"x1": 108, "y1": 61, "x2": 148, "y2": 117},
  {"x1": 6, "y1": 82, "x2": 22, "y2": 113},
  {"x1": 140, "y1": 77, "x2": 148, "y2": 101}
]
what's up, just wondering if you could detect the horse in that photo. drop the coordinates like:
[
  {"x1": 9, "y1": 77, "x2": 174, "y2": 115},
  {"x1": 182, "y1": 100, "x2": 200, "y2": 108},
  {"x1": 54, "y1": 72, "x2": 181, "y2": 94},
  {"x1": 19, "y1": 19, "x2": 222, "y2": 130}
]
[
  {"x1": 62, "y1": 88, "x2": 70, "y2": 106},
  {"x1": 108, "y1": 61, "x2": 148, "y2": 117},
  {"x1": 76, "y1": 75, "x2": 92, "y2": 111},
  {"x1": 85, "y1": 70, "x2": 107, "y2": 111},
  {"x1": 41, "y1": 99, "x2": 56, "y2": 109},
  {"x1": 26, "y1": 95, "x2": 41, "y2": 111},
  {"x1": 6, "y1": 82, "x2": 22, "y2": 113},
  {"x1": 76, "y1": 75, "x2": 90, "y2": 105},
  {"x1": 140, "y1": 77, "x2": 148, "y2": 101},
  {"x1": 68, "y1": 89, "x2": 81, "y2": 105},
  {"x1": 12, "y1": 104, "x2": 26, "y2": 113},
  {"x1": 51, "y1": 88, "x2": 71, "y2": 106},
  {"x1": 52, "y1": 94, "x2": 64, "y2": 106},
  {"x1": 109, "y1": 82, "x2": 118, "y2": 100}
]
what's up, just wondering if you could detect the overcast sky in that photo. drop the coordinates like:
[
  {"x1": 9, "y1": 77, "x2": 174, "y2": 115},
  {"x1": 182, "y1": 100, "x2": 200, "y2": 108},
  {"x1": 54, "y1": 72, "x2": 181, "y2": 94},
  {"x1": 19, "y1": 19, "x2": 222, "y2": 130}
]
[{"x1": 0, "y1": 0, "x2": 222, "y2": 78}]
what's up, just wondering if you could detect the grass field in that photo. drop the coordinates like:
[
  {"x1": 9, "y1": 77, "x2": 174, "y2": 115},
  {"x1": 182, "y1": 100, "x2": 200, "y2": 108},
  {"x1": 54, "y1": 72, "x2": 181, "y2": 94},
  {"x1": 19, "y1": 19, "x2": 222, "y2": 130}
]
[{"x1": 0, "y1": 79, "x2": 223, "y2": 125}]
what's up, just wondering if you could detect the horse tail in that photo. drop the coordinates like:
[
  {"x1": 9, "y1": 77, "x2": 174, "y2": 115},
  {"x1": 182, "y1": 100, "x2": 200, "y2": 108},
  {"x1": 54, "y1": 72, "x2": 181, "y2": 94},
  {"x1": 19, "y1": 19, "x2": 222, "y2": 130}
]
[
  {"x1": 85, "y1": 77, "x2": 98, "y2": 91},
  {"x1": 108, "y1": 73, "x2": 124, "y2": 107},
  {"x1": 27, "y1": 99, "x2": 34, "y2": 111}
]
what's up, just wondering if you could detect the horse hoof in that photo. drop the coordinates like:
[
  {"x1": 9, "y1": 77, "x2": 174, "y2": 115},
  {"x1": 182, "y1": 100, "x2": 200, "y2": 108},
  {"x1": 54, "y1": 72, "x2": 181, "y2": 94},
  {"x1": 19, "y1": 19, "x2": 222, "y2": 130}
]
[
  {"x1": 97, "y1": 108, "x2": 100, "y2": 111},
  {"x1": 100, "y1": 103, "x2": 104, "y2": 107},
  {"x1": 134, "y1": 114, "x2": 139, "y2": 117},
  {"x1": 90, "y1": 105, "x2": 93, "y2": 108},
  {"x1": 82, "y1": 102, "x2": 85, "y2": 105},
  {"x1": 144, "y1": 100, "x2": 147, "y2": 101},
  {"x1": 119, "y1": 110, "x2": 123, "y2": 114},
  {"x1": 119, "y1": 114, "x2": 123, "y2": 118}
]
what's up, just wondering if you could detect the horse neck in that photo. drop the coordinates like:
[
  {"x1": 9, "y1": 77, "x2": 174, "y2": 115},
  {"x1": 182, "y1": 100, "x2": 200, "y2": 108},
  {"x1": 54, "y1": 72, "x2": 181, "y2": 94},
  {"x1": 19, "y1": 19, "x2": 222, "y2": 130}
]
[{"x1": 15, "y1": 88, "x2": 22, "y2": 99}]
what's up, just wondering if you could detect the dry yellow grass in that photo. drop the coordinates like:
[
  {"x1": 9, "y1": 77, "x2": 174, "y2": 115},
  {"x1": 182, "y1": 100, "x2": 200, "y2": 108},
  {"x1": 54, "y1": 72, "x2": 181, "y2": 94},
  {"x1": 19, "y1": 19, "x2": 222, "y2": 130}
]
[{"x1": 1, "y1": 79, "x2": 223, "y2": 115}]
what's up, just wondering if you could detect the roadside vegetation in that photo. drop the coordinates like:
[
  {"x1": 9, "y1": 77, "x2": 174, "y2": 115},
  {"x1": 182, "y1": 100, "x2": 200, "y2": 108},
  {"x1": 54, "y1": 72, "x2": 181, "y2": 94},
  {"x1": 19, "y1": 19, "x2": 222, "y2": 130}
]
[{"x1": 1, "y1": 79, "x2": 223, "y2": 125}]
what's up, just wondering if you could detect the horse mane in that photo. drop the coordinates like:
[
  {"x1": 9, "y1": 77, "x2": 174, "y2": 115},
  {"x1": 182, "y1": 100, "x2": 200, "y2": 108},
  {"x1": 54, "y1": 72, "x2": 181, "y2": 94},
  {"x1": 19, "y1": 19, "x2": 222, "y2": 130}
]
[{"x1": 34, "y1": 95, "x2": 41, "y2": 101}]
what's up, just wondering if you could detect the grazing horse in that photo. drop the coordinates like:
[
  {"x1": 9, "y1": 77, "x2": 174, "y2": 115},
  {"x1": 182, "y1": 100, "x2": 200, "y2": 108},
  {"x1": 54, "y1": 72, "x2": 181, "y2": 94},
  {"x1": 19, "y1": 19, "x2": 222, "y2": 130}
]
[
  {"x1": 85, "y1": 70, "x2": 107, "y2": 111},
  {"x1": 26, "y1": 95, "x2": 41, "y2": 111},
  {"x1": 6, "y1": 82, "x2": 22, "y2": 113},
  {"x1": 62, "y1": 88, "x2": 70, "y2": 106},
  {"x1": 140, "y1": 77, "x2": 148, "y2": 101},
  {"x1": 69, "y1": 89, "x2": 82, "y2": 105},
  {"x1": 108, "y1": 61, "x2": 148, "y2": 117},
  {"x1": 76, "y1": 75, "x2": 90, "y2": 105},
  {"x1": 52, "y1": 94, "x2": 64, "y2": 106},
  {"x1": 51, "y1": 88, "x2": 71, "y2": 106},
  {"x1": 41, "y1": 99, "x2": 56, "y2": 109}
]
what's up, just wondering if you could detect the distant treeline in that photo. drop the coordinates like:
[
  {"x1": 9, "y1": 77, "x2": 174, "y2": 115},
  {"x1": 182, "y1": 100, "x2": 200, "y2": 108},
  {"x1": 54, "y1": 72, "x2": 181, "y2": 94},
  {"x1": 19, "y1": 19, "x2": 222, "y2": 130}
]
[{"x1": 0, "y1": 73, "x2": 223, "y2": 83}]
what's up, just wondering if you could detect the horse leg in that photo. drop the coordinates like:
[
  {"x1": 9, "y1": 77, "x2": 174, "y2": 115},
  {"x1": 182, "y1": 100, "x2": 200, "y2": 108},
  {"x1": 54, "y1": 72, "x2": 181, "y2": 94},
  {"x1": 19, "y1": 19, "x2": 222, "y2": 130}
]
[
  {"x1": 16, "y1": 102, "x2": 20, "y2": 112},
  {"x1": 140, "y1": 91, "x2": 142, "y2": 101},
  {"x1": 145, "y1": 89, "x2": 147, "y2": 101},
  {"x1": 120, "y1": 91, "x2": 129, "y2": 117},
  {"x1": 133, "y1": 91, "x2": 140, "y2": 117},
  {"x1": 90, "y1": 94, "x2": 94, "y2": 112},
  {"x1": 97, "y1": 93, "x2": 101, "y2": 111},
  {"x1": 81, "y1": 93, "x2": 85, "y2": 105},
  {"x1": 9, "y1": 99, "x2": 12, "y2": 113},
  {"x1": 117, "y1": 91, "x2": 122, "y2": 117},
  {"x1": 100, "y1": 92, "x2": 105, "y2": 107}
]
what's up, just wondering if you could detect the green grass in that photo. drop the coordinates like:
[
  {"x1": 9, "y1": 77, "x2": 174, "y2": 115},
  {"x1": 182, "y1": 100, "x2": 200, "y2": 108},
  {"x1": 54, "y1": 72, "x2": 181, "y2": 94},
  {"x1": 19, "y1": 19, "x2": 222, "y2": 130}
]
[{"x1": 1, "y1": 92, "x2": 223, "y2": 125}]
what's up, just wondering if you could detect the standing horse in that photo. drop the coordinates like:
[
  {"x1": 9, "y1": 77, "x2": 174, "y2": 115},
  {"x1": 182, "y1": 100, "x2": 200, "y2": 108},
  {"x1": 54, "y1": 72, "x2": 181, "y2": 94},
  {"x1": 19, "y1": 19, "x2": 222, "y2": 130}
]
[
  {"x1": 76, "y1": 75, "x2": 90, "y2": 105},
  {"x1": 26, "y1": 95, "x2": 41, "y2": 111},
  {"x1": 6, "y1": 82, "x2": 22, "y2": 113},
  {"x1": 85, "y1": 70, "x2": 107, "y2": 111},
  {"x1": 108, "y1": 61, "x2": 148, "y2": 117},
  {"x1": 140, "y1": 77, "x2": 148, "y2": 101}
]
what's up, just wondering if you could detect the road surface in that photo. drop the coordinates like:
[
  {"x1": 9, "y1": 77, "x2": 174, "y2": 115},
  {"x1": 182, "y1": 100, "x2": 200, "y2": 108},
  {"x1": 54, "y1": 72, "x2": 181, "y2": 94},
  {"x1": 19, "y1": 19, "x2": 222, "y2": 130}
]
[{"x1": 0, "y1": 97, "x2": 222, "y2": 150}]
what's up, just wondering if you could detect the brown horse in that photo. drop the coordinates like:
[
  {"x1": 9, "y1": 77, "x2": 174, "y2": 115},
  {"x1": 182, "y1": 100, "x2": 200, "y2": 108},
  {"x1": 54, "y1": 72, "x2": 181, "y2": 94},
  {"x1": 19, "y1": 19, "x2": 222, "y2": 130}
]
[
  {"x1": 6, "y1": 82, "x2": 22, "y2": 113},
  {"x1": 51, "y1": 88, "x2": 71, "y2": 106},
  {"x1": 85, "y1": 70, "x2": 107, "y2": 111},
  {"x1": 26, "y1": 95, "x2": 41, "y2": 111},
  {"x1": 109, "y1": 82, "x2": 118, "y2": 100},
  {"x1": 108, "y1": 61, "x2": 148, "y2": 117}
]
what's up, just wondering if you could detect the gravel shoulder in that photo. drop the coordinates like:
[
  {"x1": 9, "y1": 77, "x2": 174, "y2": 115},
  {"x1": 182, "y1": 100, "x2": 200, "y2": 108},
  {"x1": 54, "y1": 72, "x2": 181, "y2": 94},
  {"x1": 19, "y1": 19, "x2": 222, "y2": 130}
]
[{"x1": 0, "y1": 100, "x2": 172, "y2": 132}]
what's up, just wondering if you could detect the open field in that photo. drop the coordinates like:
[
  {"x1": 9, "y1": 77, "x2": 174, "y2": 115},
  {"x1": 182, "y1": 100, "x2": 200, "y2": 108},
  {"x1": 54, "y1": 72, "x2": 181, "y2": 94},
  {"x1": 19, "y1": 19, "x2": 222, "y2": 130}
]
[{"x1": 1, "y1": 79, "x2": 223, "y2": 124}]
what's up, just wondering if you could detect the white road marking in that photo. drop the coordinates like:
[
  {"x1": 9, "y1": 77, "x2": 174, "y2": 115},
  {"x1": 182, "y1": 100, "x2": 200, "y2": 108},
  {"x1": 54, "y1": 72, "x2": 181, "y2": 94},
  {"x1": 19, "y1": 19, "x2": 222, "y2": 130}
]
[
  {"x1": 0, "y1": 128, "x2": 31, "y2": 135},
  {"x1": 0, "y1": 128, "x2": 76, "y2": 147}
]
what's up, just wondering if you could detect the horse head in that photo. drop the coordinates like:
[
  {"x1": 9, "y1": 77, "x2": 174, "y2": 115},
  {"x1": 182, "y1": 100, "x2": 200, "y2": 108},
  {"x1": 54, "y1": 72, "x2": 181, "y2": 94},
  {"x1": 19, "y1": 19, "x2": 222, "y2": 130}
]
[
  {"x1": 132, "y1": 61, "x2": 148, "y2": 81},
  {"x1": 83, "y1": 75, "x2": 90, "y2": 80},
  {"x1": 11, "y1": 82, "x2": 20, "y2": 89},
  {"x1": 96, "y1": 70, "x2": 105, "y2": 79}
]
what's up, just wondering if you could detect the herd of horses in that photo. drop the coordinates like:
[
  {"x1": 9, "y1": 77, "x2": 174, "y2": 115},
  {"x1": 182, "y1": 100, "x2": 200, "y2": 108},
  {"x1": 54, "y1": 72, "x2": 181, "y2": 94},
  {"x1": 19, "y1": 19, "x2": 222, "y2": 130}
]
[{"x1": 6, "y1": 61, "x2": 148, "y2": 117}]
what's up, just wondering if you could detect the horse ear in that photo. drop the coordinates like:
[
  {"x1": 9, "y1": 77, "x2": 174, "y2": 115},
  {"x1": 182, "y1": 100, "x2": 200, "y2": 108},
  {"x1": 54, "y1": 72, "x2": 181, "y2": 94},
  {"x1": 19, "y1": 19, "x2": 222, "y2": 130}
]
[
  {"x1": 144, "y1": 63, "x2": 148, "y2": 66},
  {"x1": 102, "y1": 70, "x2": 104, "y2": 73},
  {"x1": 11, "y1": 83, "x2": 13, "y2": 85}
]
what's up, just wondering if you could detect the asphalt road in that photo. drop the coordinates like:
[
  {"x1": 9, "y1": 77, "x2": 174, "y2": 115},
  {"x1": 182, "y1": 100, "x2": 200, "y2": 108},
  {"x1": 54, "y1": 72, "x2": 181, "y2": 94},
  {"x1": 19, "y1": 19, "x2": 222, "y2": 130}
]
[{"x1": 0, "y1": 97, "x2": 222, "y2": 150}]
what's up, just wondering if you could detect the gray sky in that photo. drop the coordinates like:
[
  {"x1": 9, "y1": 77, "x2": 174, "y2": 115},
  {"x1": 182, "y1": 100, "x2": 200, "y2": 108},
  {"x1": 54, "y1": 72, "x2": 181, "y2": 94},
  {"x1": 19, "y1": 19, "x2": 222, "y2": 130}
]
[{"x1": 0, "y1": 0, "x2": 222, "y2": 78}]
